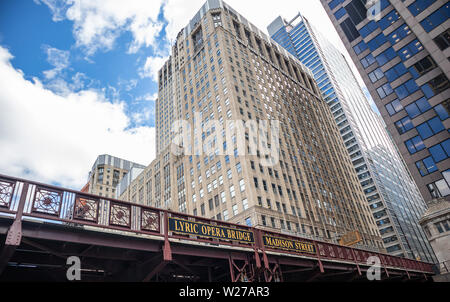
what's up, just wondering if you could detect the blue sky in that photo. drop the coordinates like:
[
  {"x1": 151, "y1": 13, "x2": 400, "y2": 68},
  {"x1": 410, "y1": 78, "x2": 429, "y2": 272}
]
[
  {"x1": 0, "y1": 0, "x2": 377, "y2": 189},
  {"x1": 0, "y1": 0, "x2": 162, "y2": 129}
]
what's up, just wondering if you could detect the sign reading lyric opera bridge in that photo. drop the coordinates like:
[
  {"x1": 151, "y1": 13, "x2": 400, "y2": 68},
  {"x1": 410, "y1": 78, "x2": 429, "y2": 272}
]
[{"x1": 168, "y1": 217, "x2": 255, "y2": 244}]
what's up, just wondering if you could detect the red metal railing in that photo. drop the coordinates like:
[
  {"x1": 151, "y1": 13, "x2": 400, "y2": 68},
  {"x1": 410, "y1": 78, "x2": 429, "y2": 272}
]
[{"x1": 0, "y1": 174, "x2": 434, "y2": 274}]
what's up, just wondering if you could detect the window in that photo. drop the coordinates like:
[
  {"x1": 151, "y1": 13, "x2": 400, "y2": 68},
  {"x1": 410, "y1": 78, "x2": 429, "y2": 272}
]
[
  {"x1": 434, "y1": 29, "x2": 450, "y2": 50},
  {"x1": 405, "y1": 97, "x2": 432, "y2": 118},
  {"x1": 428, "y1": 172, "x2": 450, "y2": 197},
  {"x1": 378, "y1": 9, "x2": 400, "y2": 30},
  {"x1": 416, "y1": 156, "x2": 438, "y2": 176},
  {"x1": 232, "y1": 204, "x2": 238, "y2": 216},
  {"x1": 236, "y1": 162, "x2": 242, "y2": 173},
  {"x1": 368, "y1": 68, "x2": 384, "y2": 83},
  {"x1": 375, "y1": 47, "x2": 396, "y2": 66},
  {"x1": 340, "y1": 18, "x2": 360, "y2": 42},
  {"x1": 345, "y1": 0, "x2": 369, "y2": 24},
  {"x1": 230, "y1": 185, "x2": 235, "y2": 198},
  {"x1": 405, "y1": 136, "x2": 426, "y2": 154},
  {"x1": 395, "y1": 79, "x2": 420, "y2": 100},
  {"x1": 409, "y1": 56, "x2": 437, "y2": 79},
  {"x1": 377, "y1": 83, "x2": 394, "y2": 98},
  {"x1": 385, "y1": 99, "x2": 403, "y2": 116},
  {"x1": 359, "y1": 20, "x2": 378, "y2": 38},
  {"x1": 367, "y1": 33, "x2": 387, "y2": 51},
  {"x1": 221, "y1": 191, "x2": 226, "y2": 203},
  {"x1": 416, "y1": 117, "x2": 445, "y2": 140},
  {"x1": 387, "y1": 24, "x2": 411, "y2": 44},
  {"x1": 395, "y1": 116, "x2": 414, "y2": 134},
  {"x1": 435, "y1": 220, "x2": 450, "y2": 233},
  {"x1": 429, "y1": 140, "x2": 450, "y2": 163},
  {"x1": 421, "y1": 74, "x2": 450, "y2": 99},
  {"x1": 242, "y1": 199, "x2": 248, "y2": 210},
  {"x1": 434, "y1": 102, "x2": 450, "y2": 120},
  {"x1": 398, "y1": 40, "x2": 423, "y2": 61},
  {"x1": 334, "y1": 7, "x2": 346, "y2": 19},
  {"x1": 384, "y1": 63, "x2": 407, "y2": 82},
  {"x1": 353, "y1": 40, "x2": 368, "y2": 55},
  {"x1": 329, "y1": 0, "x2": 343, "y2": 10},
  {"x1": 239, "y1": 179, "x2": 245, "y2": 192},
  {"x1": 420, "y1": 4, "x2": 450, "y2": 33},
  {"x1": 408, "y1": 0, "x2": 436, "y2": 16},
  {"x1": 223, "y1": 210, "x2": 229, "y2": 221},
  {"x1": 360, "y1": 53, "x2": 376, "y2": 68}
]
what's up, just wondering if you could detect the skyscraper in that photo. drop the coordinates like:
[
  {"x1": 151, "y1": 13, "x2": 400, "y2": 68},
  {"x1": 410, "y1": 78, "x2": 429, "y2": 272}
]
[
  {"x1": 119, "y1": 0, "x2": 384, "y2": 252},
  {"x1": 321, "y1": 0, "x2": 449, "y2": 202},
  {"x1": 268, "y1": 12, "x2": 436, "y2": 262},
  {"x1": 84, "y1": 154, "x2": 146, "y2": 198}
]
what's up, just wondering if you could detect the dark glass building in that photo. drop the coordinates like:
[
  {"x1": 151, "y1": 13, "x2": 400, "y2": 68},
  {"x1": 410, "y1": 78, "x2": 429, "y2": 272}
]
[{"x1": 321, "y1": 0, "x2": 450, "y2": 202}]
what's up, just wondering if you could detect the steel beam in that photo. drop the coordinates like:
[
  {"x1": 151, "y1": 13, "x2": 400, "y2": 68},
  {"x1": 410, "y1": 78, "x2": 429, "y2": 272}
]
[{"x1": 143, "y1": 261, "x2": 169, "y2": 282}]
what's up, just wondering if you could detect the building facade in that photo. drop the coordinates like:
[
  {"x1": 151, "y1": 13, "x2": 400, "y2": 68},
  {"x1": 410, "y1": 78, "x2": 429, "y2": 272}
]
[
  {"x1": 419, "y1": 197, "x2": 450, "y2": 278},
  {"x1": 321, "y1": 0, "x2": 450, "y2": 202},
  {"x1": 85, "y1": 154, "x2": 146, "y2": 198},
  {"x1": 119, "y1": 0, "x2": 385, "y2": 252},
  {"x1": 268, "y1": 12, "x2": 436, "y2": 262}
]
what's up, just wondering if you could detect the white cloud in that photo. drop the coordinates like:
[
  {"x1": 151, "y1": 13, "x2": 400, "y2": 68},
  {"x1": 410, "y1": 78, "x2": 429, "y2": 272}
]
[
  {"x1": 42, "y1": 45, "x2": 70, "y2": 80},
  {"x1": 38, "y1": 0, "x2": 166, "y2": 55},
  {"x1": 0, "y1": 46, "x2": 155, "y2": 189},
  {"x1": 132, "y1": 107, "x2": 154, "y2": 125},
  {"x1": 34, "y1": 0, "x2": 73, "y2": 22},
  {"x1": 136, "y1": 92, "x2": 158, "y2": 102},
  {"x1": 139, "y1": 55, "x2": 167, "y2": 82}
]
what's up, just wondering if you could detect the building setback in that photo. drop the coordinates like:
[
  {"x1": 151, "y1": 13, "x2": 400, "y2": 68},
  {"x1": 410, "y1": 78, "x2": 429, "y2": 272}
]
[
  {"x1": 320, "y1": 0, "x2": 450, "y2": 202},
  {"x1": 84, "y1": 154, "x2": 146, "y2": 198},
  {"x1": 268, "y1": 12, "x2": 436, "y2": 262},
  {"x1": 120, "y1": 0, "x2": 384, "y2": 252}
]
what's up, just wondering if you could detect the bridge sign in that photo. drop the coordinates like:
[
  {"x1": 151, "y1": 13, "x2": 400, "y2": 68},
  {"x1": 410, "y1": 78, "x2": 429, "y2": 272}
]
[{"x1": 168, "y1": 217, "x2": 254, "y2": 244}]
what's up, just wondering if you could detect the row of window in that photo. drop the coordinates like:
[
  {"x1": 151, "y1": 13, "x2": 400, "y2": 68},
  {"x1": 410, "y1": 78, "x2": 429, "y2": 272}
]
[
  {"x1": 428, "y1": 170, "x2": 450, "y2": 198},
  {"x1": 420, "y1": 3, "x2": 450, "y2": 33}
]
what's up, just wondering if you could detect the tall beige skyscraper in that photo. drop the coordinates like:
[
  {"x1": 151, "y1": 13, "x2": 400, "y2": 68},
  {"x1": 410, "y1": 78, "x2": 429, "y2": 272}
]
[{"x1": 121, "y1": 0, "x2": 384, "y2": 252}]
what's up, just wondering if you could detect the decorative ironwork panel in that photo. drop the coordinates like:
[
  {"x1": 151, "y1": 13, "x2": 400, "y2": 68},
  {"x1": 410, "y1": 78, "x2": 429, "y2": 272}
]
[
  {"x1": 73, "y1": 196, "x2": 99, "y2": 223},
  {"x1": 109, "y1": 202, "x2": 131, "y2": 228},
  {"x1": 362, "y1": 252, "x2": 369, "y2": 263},
  {"x1": 354, "y1": 250, "x2": 361, "y2": 262},
  {"x1": 337, "y1": 247, "x2": 344, "y2": 259},
  {"x1": 318, "y1": 244, "x2": 326, "y2": 256},
  {"x1": 328, "y1": 245, "x2": 336, "y2": 258},
  {"x1": 0, "y1": 179, "x2": 15, "y2": 209},
  {"x1": 346, "y1": 248, "x2": 353, "y2": 260},
  {"x1": 32, "y1": 187, "x2": 63, "y2": 216},
  {"x1": 141, "y1": 209, "x2": 160, "y2": 232},
  {"x1": 386, "y1": 255, "x2": 392, "y2": 266}
]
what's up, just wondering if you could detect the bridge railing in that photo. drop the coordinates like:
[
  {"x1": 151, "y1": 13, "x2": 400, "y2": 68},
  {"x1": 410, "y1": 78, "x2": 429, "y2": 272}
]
[
  {"x1": 0, "y1": 174, "x2": 163, "y2": 238},
  {"x1": 0, "y1": 174, "x2": 434, "y2": 274}
]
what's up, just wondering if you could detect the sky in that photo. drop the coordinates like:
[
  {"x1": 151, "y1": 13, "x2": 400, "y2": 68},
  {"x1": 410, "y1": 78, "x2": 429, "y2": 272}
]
[{"x1": 0, "y1": 0, "x2": 376, "y2": 190}]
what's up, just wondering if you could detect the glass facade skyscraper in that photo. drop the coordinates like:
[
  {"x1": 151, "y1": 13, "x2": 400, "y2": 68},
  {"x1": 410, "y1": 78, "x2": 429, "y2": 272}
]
[
  {"x1": 320, "y1": 0, "x2": 449, "y2": 203},
  {"x1": 268, "y1": 12, "x2": 437, "y2": 262}
]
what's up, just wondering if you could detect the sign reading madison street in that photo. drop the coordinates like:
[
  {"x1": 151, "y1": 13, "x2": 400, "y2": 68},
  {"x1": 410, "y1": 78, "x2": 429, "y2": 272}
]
[
  {"x1": 263, "y1": 235, "x2": 316, "y2": 254},
  {"x1": 169, "y1": 217, "x2": 255, "y2": 244}
]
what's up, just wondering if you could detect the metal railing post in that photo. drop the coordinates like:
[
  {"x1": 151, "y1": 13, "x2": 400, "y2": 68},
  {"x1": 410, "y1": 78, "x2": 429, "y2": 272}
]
[
  {"x1": 163, "y1": 210, "x2": 172, "y2": 261},
  {"x1": 0, "y1": 182, "x2": 29, "y2": 275}
]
